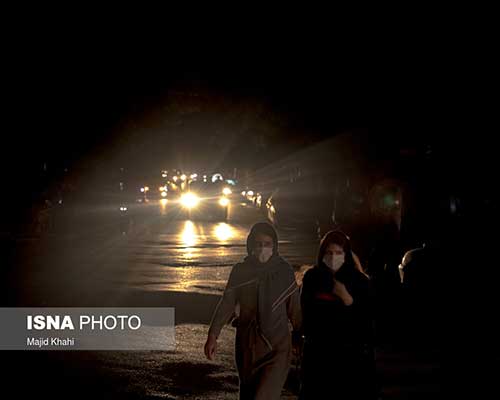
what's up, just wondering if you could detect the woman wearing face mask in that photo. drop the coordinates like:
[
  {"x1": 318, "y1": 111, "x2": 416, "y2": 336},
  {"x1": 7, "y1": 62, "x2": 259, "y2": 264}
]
[
  {"x1": 204, "y1": 222, "x2": 302, "y2": 400},
  {"x1": 299, "y1": 230, "x2": 378, "y2": 400}
]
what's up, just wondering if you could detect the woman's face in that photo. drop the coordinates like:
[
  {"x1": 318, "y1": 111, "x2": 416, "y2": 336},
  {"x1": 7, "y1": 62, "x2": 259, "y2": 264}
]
[
  {"x1": 324, "y1": 243, "x2": 344, "y2": 257},
  {"x1": 253, "y1": 233, "x2": 274, "y2": 263},
  {"x1": 323, "y1": 243, "x2": 345, "y2": 272},
  {"x1": 254, "y1": 233, "x2": 274, "y2": 250}
]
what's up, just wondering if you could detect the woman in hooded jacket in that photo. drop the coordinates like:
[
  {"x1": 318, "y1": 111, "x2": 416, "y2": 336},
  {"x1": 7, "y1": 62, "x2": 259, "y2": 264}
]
[
  {"x1": 204, "y1": 222, "x2": 302, "y2": 400},
  {"x1": 299, "y1": 230, "x2": 378, "y2": 400}
]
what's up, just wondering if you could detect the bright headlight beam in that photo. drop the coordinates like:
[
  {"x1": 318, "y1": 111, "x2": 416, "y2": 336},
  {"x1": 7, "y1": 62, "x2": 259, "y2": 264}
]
[
  {"x1": 181, "y1": 193, "x2": 200, "y2": 209},
  {"x1": 219, "y1": 197, "x2": 229, "y2": 207}
]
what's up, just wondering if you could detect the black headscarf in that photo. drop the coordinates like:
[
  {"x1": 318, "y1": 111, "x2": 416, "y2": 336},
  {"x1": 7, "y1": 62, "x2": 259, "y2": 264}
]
[
  {"x1": 317, "y1": 230, "x2": 356, "y2": 277},
  {"x1": 315, "y1": 230, "x2": 371, "y2": 305}
]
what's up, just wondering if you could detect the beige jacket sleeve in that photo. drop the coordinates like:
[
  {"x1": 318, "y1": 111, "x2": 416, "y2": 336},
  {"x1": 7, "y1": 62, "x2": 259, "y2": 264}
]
[
  {"x1": 208, "y1": 265, "x2": 239, "y2": 339},
  {"x1": 286, "y1": 284, "x2": 302, "y2": 332}
]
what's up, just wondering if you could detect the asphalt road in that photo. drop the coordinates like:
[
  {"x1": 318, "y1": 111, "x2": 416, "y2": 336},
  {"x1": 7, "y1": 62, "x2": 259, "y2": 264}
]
[
  {"x1": 1, "y1": 197, "x2": 440, "y2": 399},
  {"x1": 5, "y1": 197, "x2": 317, "y2": 305}
]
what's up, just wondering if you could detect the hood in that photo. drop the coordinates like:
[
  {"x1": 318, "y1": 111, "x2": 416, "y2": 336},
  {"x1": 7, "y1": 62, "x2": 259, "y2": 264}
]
[
  {"x1": 246, "y1": 222, "x2": 279, "y2": 257},
  {"x1": 317, "y1": 230, "x2": 353, "y2": 266}
]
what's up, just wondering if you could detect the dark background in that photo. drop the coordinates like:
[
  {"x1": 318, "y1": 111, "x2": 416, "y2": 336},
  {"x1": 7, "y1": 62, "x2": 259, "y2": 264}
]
[
  {"x1": 3, "y1": 27, "x2": 487, "y2": 205},
  {"x1": 0, "y1": 17, "x2": 498, "y2": 398}
]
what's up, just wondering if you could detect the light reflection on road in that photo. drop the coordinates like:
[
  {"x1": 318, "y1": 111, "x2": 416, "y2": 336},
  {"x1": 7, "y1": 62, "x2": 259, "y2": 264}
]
[
  {"x1": 213, "y1": 222, "x2": 236, "y2": 242},
  {"x1": 181, "y1": 220, "x2": 197, "y2": 247},
  {"x1": 120, "y1": 204, "x2": 316, "y2": 295}
]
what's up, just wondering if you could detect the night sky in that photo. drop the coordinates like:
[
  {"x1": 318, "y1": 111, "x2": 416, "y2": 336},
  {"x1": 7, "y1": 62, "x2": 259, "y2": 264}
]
[{"x1": 2, "y1": 25, "x2": 493, "y2": 208}]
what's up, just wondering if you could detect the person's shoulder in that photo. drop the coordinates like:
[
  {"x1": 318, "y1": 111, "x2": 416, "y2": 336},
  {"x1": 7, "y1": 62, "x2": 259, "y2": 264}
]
[
  {"x1": 274, "y1": 256, "x2": 292, "y2": 270},
  {"x1": 275, "y1": 257, "x2": 297, "y2": 281},
  {"x1": 231, "y1": 260, "x2": 248, "y2": 271},
  {"x1": 354, "y1": 267, "x2": 370, "y2": 280},
  {"x1": 303, "y1": 265, "x2": 323, "y2": 282},
  {"x1": 350, "y1": 268, "x2": 373, "y2": 294},
  {"x1": 401, "y1": 247, "x2": 425, "y2": 271},
  {"x1": 227, "y1": 260, "x2": 253, "y2": 285},
  {"x1": 229, "y1": 261, "x2": 246, "y2": 277},
  {"x1": 336, "y1": 265, "x2": 368, "y2": 286}
]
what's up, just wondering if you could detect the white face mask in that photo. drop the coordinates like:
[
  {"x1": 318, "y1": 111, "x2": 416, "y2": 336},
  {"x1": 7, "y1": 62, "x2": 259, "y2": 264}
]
[
  {"x1": 323, "y1": 254, "x2": 345, "y2": 272},
  {"x1": 254, "y1": 247, "x2": 273, "y2": 263}
]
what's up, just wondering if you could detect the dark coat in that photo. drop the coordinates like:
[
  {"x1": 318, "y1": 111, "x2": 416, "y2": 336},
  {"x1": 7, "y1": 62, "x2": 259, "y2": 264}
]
[{"x1": 299, "y1": 262, "x2": 377, "y2": 399}]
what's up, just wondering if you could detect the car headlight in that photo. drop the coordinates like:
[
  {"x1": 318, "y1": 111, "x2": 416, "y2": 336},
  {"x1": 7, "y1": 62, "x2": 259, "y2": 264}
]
[
  {"x1": 222, "y1": 187, "x2": 232, "y2": 196},
  {"x1": 181, "y1": 193, "x2": 200, "y2": 209},
  {"x1": 219, "y1": 197, "x2": 229, "y2": 207}
]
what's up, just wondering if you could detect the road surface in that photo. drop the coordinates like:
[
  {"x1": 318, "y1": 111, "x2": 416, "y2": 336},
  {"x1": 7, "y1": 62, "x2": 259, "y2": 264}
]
[{"x1": 2, "y1": 198, "x2": 439, "y2": 399}]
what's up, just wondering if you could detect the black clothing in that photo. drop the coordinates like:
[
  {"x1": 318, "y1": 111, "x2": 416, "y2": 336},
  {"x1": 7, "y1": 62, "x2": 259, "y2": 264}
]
[{"x1": 299, "y1": 263, "x2": 377, "y2": 399}]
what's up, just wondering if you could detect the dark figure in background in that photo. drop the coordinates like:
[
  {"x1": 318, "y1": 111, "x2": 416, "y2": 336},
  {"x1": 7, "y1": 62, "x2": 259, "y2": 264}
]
[
  {"x1": 300, "y1": 231, "x2": 378, "y2": 400},
  {"x1": 398, "y1": 240, "x2": 442, "y2": 354},
  {"x1": 366, "y1": 218, "x2": 403, "y2": 345},
  {"x1": 204, "y1": 222, "x2": 302, "y2": 400}
]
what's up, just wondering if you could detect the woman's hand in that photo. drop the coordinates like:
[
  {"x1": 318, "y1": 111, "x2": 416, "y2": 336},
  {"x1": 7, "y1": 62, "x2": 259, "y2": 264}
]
[
  {"x1": 333, "y1": 280, "x2": 354, "y2": 306},
  {"x1": 204, "y1": 333, "x2": 218, "y2": 360}
]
